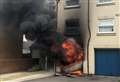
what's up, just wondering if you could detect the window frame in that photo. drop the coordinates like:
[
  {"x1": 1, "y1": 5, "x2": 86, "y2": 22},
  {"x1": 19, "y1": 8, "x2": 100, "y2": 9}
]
[
  {"x1": 64, "y1": 0, "x2": 80, "y2": 9},
  {"x1": 97, "y1": 18, "x2": 115, "y2": 34}
]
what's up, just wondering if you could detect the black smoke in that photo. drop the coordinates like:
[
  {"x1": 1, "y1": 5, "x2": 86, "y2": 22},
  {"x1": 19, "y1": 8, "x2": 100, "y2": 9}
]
[{"x1": 0, "y1": 0, "x2": 57, "y2": 49}]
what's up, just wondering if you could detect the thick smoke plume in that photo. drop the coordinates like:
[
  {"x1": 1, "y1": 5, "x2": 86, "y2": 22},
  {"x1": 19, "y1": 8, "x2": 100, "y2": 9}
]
[{"x1": 0, "y1": 0, "x2": 57, "y2": 48}]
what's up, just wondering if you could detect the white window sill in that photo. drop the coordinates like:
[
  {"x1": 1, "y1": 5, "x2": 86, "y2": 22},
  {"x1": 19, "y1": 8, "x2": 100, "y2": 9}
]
[
  {"x1": 64, "y1": 5, "x2": 80, "y2": 9},
  {"x1": 97, "y1": 32, "x2": 116, "y2": 36},
  {"x1": 96, "y1": 2, "x2": 115, "y2": 6}
]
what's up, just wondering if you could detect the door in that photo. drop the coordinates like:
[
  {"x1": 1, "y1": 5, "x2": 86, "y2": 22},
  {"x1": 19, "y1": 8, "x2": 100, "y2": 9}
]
[{"x1": 95, "y1": 49, "x2": 120, "y2": 76}]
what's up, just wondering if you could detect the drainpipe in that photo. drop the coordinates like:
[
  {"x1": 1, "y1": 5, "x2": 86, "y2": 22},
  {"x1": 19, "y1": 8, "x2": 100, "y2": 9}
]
[
  {"x1": 54, "y1": 0, "x2": 60, "y2": 75},
  {"x1": 87, "y1": 0, "x2": 91, "y2": 75},
  {"x1": 56, "y1": 0, "x2": 60, "y2": 31}
]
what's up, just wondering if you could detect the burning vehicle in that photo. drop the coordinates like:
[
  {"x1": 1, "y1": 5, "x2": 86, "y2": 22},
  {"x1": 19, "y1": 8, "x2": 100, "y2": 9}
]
[
  {"x1": 51, "y1": 34, "x2": 84, "y2": 76},
  {"x1": 61, "y1": 38, "x2": 84, "y2": 76}
]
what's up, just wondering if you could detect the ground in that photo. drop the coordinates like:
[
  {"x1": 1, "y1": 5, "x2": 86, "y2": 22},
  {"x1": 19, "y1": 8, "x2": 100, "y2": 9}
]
[{"x1": 23, "y1": 75, "x2": 120, "y2": 82}]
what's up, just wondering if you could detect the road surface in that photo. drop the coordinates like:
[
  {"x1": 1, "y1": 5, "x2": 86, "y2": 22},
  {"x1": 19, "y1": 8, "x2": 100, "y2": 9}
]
[{"x1": 23, "y1": 75, "x2": 119, "y2": 82}]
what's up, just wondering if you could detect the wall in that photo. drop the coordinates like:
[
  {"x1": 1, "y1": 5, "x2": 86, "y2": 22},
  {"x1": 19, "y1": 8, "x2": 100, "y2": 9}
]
[{"x1": 89, "y1": 0, "x2": 120, "y2": 74}]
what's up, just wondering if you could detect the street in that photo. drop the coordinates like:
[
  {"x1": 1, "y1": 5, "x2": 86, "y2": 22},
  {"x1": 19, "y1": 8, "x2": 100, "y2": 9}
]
[{"x1": 24, "y1": 75, "x2": 119, "y2": 82}]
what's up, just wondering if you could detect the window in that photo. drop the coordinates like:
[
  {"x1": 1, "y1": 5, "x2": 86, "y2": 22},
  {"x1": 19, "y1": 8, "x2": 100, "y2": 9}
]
[
  {"x1": 47, "y1": 0, "x2": 56, "y2": 6},
  {"x1": 23, "y1": 34, "x2": 28, "y2": 42},
  {"x1": 97, "y1": 0, "x2": 113, "y2": 4},
  {"x1": 47, "y1": 0, "x2": 56, "y2": 10},
  {"x1": 98, "y1": 19, "x2": 114, "y2": 33},
  {"x1": 65, "y1": 19, "x2": 80, "y2": 36},
  {"x1": 64, "y1": 0, "x2": 80, "y2": 8},
  {"x1": 23, "y1": 35, "x2": 31, "y2": 54}
]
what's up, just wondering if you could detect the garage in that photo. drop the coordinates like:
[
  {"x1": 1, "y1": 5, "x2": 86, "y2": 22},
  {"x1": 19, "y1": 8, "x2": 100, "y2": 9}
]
[{"x1": 95, "y1": 49, "x2": 120, "y2": 76}]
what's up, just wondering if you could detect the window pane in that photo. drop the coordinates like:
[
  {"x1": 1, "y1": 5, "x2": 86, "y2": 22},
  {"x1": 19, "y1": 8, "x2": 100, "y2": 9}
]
[
  {"x1": 48, "y1": 0, "x2": 56, "y2": 5},
  {"x1": 66, "y1": 0, "x2": 79, "y2": 6},
  {"x1": 66, "y1": 19, "x2": 80, "y2": 27},
  {"x1": 99, "y1": 26, "x2": 113, "y2": 32},
  {"x1": 99, "y1": 19, "x2": 113, "y2": 26},
  {"x1": 65, "y1": 19, "x2": 80, "y2": 36},
  {"x1": 47, "y1": 0, "x2": 56, "y2": 11},
  {"x1": 98, "y1": 0, "x2": 112, "y2": 3}
]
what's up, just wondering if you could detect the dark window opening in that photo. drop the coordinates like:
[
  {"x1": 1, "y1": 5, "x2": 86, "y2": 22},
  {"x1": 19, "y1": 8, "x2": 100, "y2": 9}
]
[
  {"x1": 65, "y1": 0, "x2": 80, "y2": 7},
  {"x1": 64, "y1": 19, "x2": 83, "y2": 47},
  {"x1": 64, "y1": 19, "x2": 80, "y2": 36}
]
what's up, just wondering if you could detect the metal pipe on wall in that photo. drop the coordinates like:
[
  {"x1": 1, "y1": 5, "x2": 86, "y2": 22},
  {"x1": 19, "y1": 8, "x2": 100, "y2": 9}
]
[{"x1": 87, "y1": 0, "x2": 91, "y2": 75}]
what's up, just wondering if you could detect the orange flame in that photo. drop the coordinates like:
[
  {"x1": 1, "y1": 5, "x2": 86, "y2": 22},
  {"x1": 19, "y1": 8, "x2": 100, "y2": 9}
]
[{"x1": 61, "y1": 39, "x2": 84, "y2": 76}]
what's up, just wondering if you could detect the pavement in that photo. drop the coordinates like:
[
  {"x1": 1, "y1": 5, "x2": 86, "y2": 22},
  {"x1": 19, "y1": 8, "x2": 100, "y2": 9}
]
[
  {"x1": 23, "y1": 75, "x2": 120, "y2": 82},
  {"x1": 1, "y1": 72, "x2": 120, "y2": 82},
  {"x1": 0, "y1": 71, "x2": 54, "y2": 82}
]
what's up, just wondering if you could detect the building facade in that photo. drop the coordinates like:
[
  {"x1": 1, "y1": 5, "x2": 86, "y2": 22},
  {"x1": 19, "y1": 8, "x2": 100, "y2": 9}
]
[{"x1": 57, "y1": 0, "x2": 120, "y2": 76}]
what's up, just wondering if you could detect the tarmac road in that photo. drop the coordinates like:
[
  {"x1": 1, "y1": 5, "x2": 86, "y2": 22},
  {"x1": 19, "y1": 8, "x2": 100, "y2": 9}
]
[{"x1": 23, "y1": 75, "x2": 119, "y2": 82}]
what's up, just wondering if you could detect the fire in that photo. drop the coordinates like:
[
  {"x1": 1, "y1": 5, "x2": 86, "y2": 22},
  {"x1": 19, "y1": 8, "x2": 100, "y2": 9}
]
[
  {"x1": 61, "y1": 38, "x2": 84, "y2": 76},
  {"x1": 70, "y1": 70, "x2": 82, "y2": 76}
]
